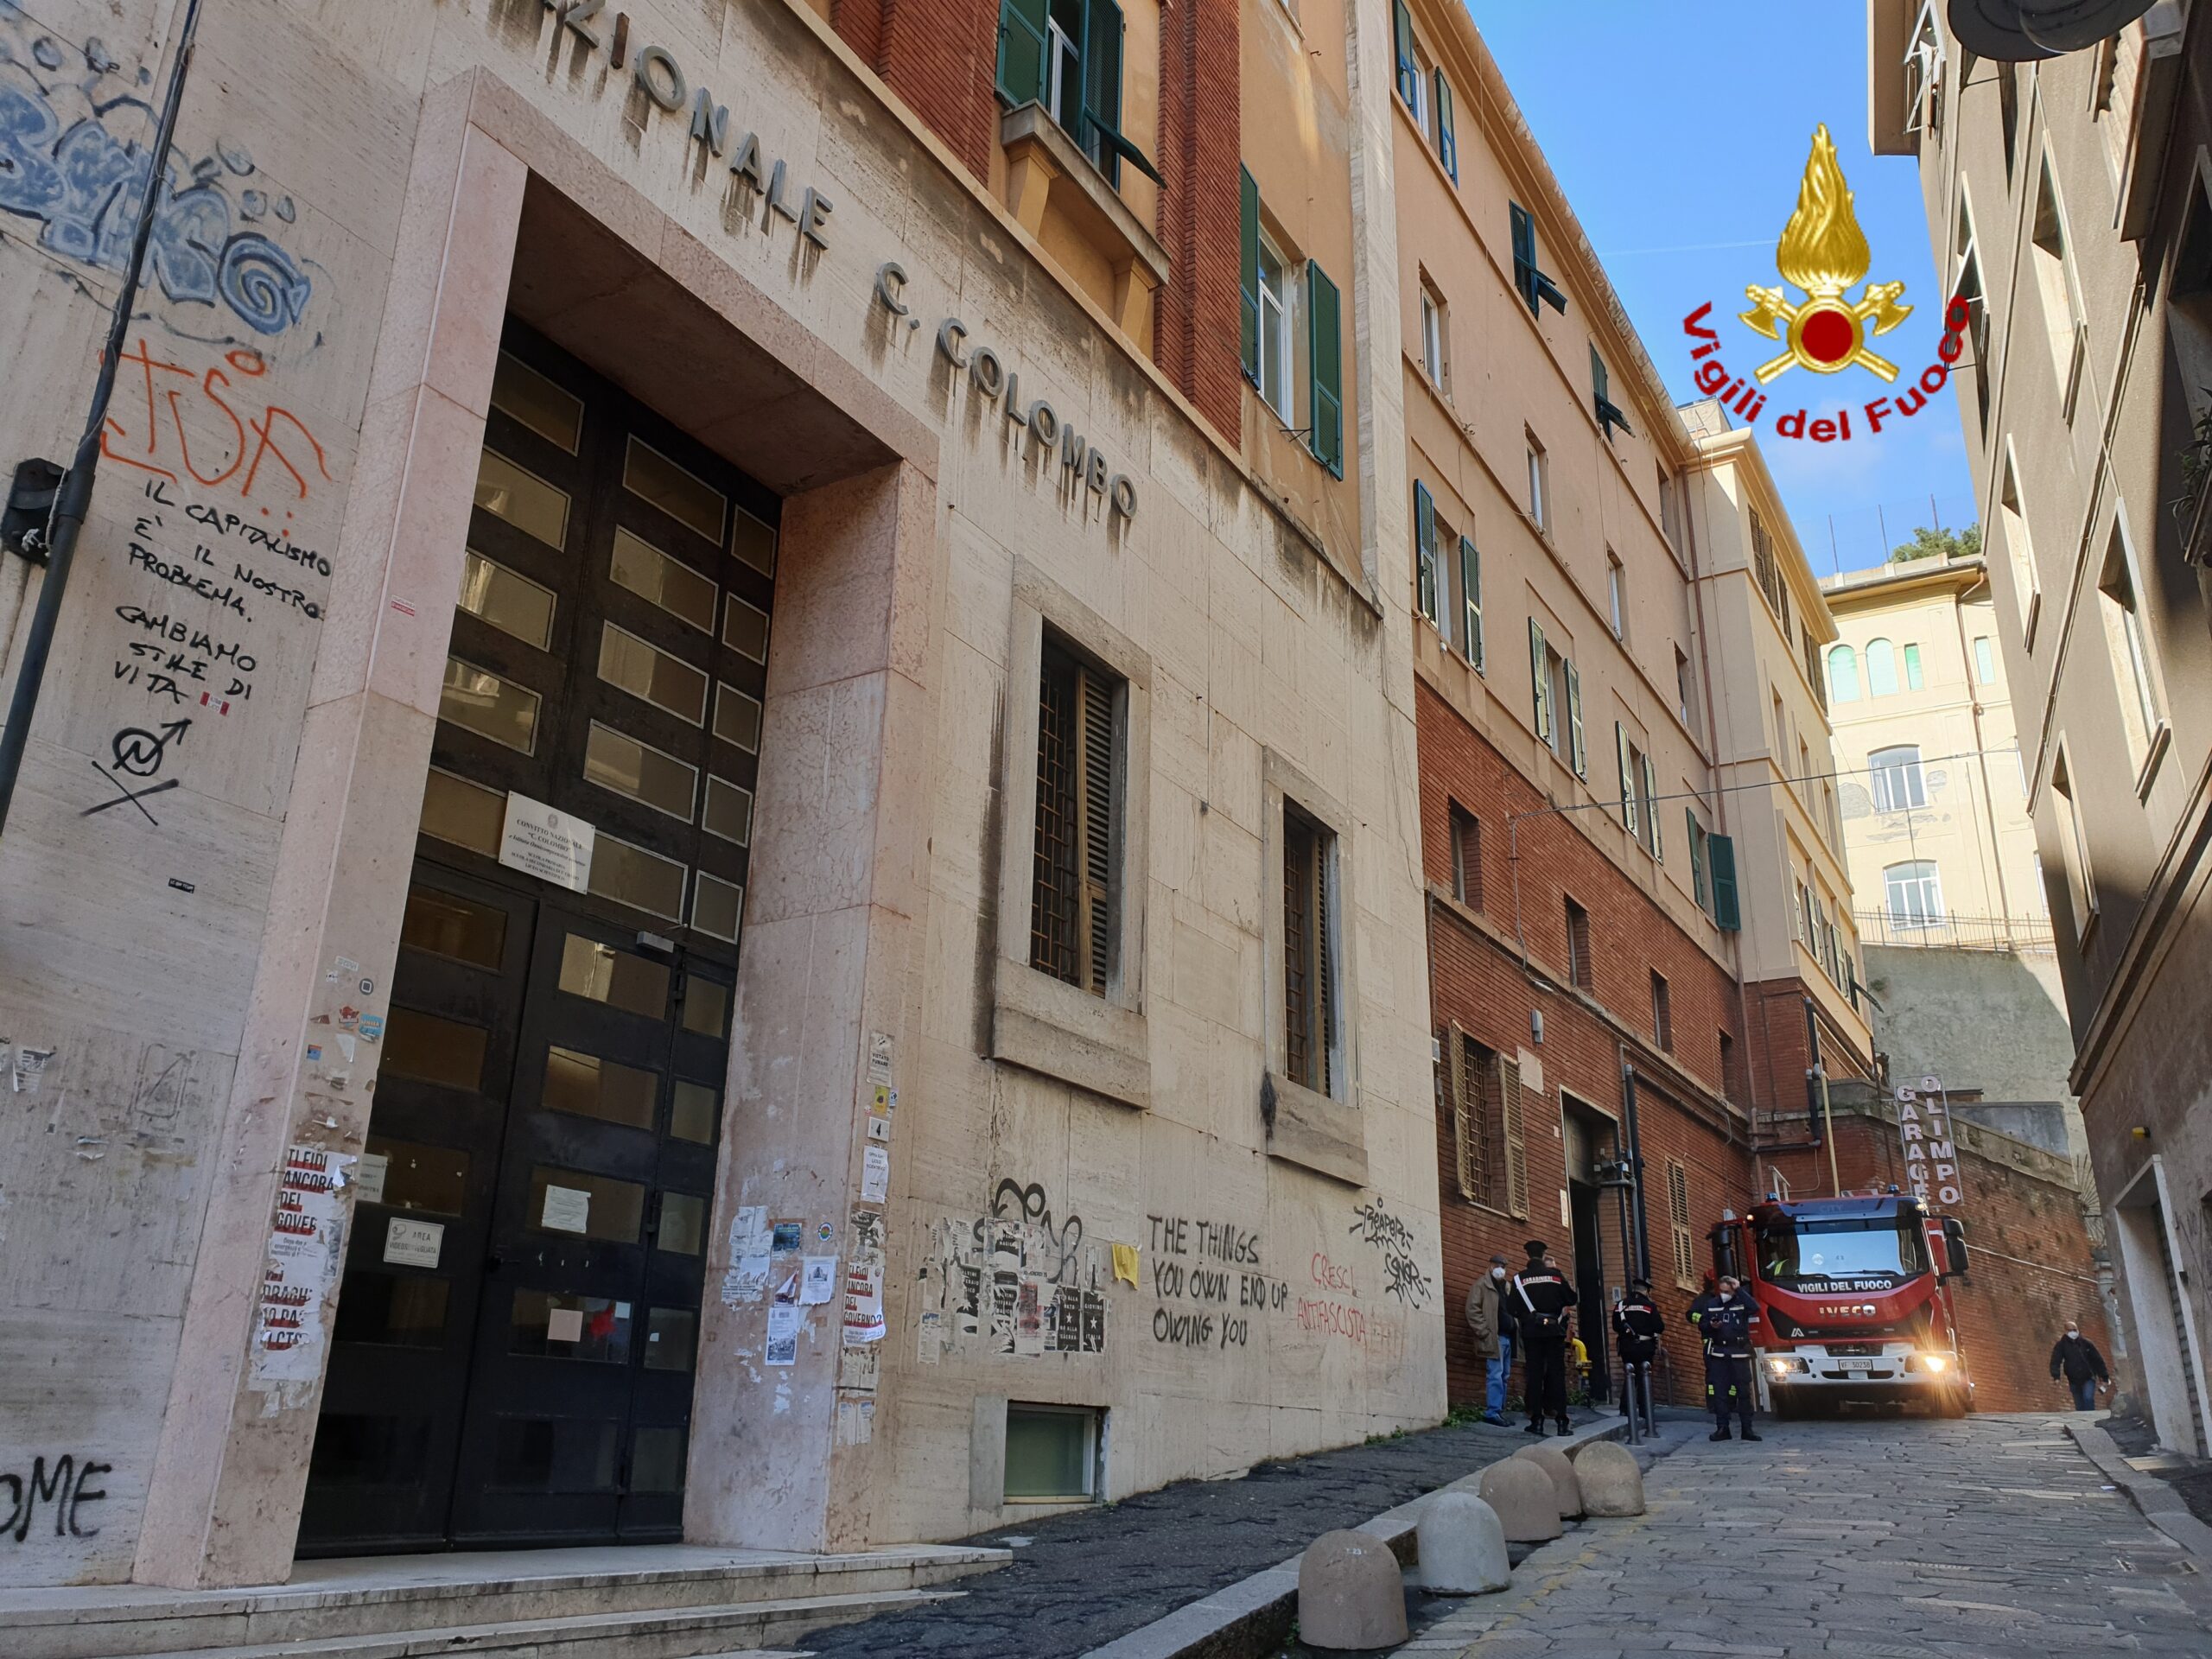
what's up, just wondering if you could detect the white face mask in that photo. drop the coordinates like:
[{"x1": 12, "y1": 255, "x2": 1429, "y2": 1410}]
[
  {"x1": 1491, "y1": 1267, "x2": 1507, "y2": 1281},
  {"x1": 2065, "y1": 1327, "x2": 2078, "y2": 1338}
]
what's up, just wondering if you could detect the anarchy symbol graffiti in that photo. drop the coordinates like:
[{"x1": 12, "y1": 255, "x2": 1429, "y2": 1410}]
[{"x1": 111, "y1": 719, "x2": 190, "y2": 778}]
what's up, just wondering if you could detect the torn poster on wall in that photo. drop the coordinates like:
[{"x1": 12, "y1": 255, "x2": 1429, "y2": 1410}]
[
  {"x1": 913, "y1": 1209, "x2": 1108, "y2": 1361},
  {"x1": 251, "y1": 1143, "x2": 348, "y2": 1387}
]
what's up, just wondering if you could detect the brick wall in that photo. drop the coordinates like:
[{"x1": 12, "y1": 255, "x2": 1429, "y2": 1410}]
[
  {"x1": 1154, "y1": 0, "x2": 1242, "y2": 440},
  {"x1": 834, "y1": 0, "x2": 1000, "y2": 181},
  {"x1": 1418, "y1": 682, "x2": 1753, "y2": 1412}
]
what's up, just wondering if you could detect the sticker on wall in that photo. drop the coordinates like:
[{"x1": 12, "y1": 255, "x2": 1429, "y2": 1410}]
[
  {"x1": 722, "y1": 1205, "x2": 772, "y2": 1305},
  {"x1": 801, "y1": 1255, "x2": 838, "y2": 1305},
  {"x1": 546, "y1": 1306, "x2": 585, "y2": 1344},
  {"x1": 835, "y1": 1396, "x2": 875, "y2": 1445},
  {"x1": 383, "y1": 1216, "x2": 443, "y2": 1268},
  {"x1": 861, "y1": 1144, "x2": 891, "y2": 1204},
  {"x1": 867, "y1": 1030, "x2": 893, "y2": 1087},
  {"x1": 766, "y1": 1303, "x2": 802, "y2": 1366},
  {"x1": 543, "y1": 1184, "x2": 592, "y2": 1234},
  {"x1": 354, "y1": 1153, "x2": 389, "y2": 1205}
]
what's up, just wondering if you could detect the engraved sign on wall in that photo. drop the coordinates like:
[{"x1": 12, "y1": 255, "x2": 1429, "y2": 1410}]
[{"x1": 499, "y1": 791, "x2": 594, "y2": 891}]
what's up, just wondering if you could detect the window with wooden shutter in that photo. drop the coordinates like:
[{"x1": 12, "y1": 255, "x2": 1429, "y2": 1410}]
[
  {"x1": 1529, "y1": 619, "x2": 1551, "y2": 746},
  {"x1": 1591, "y1": 344, "x2": 1630, "y2": 438},
  {"x1": 1563, "y1": 897, "x2": 1592, "y2": 990},
  {"x1": 1447, "y1": 1020, "x2": 1476, "y2": 1202},
  {"x1": 1564, "y1": 657, "x2": 1585, "y2": 777},
  {"x1": 1307, "y1": 261, "x2": 1344, "y2": 476},
  {"x1": 1510, "y1": 202, "x2": 1567, "y2": 317},
  {"x1": 1709, "y1": 832, "x2": 1740, "y2": 931},
  {"x1": 1459, "y1": 536, "x2": 1483, "y2": 671},
  {"x1": 997, "y1": 0, "x2": 1050, "y2": 105},
  {"x1": 1413, "y1": 481, "x2": 1438, "y2": 623},
  {"x1": 1282, "y1": 803, "x2": 1336, "y2": 1096},
  {"x1": 1031, "y1": 635, "x2": 1120, "y2": 995},
  {"x1": 1392, "y1": 0, "x2": 1417, "y2": 108},
  {"x1": 1668, "y1": 1160, "x2": 1695, "y2": 1287},
  {"x1": 1642, "y1": 753, "x2": 1662, "y2": 861},
  {"x1": 1449, "y1": 805, "x2": 1481, "y2": 909},
  {"x1": 1500, "y1": 1053, "x2": 1528, "y2": 1219},
  {"x1": 1617, "y1": 723, "x2": 1637, "y2": 836},
  {"x1": 1239, "y1": 167, "x2": 1261, "y2": 385},
  {"x1": 1688, "y1": 810, "x2": 1708, "y2": 911},
  {"x1": 1433, "y1": 68, "x2": 1458, "y2": 181}
]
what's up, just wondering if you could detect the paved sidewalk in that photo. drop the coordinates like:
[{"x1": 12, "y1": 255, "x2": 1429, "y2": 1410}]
[
  {"x1": 1391, "y1": 1412, "x2": 2212, "y2": 1658},
  {"x1": 800, "y1": 1409, "x2": 1612, "y2": 1658}
]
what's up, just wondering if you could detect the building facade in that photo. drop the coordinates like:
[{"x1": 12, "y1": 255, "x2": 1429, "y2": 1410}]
[
  {"x1": 0, "y1": 0, "x2": 1448, "y2": 1591},
  {"x1": 1872, "y1": 0, "x2": 2212, "y2": 1451}
]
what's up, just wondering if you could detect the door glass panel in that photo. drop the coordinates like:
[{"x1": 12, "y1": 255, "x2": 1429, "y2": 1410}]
[
  {"x1": 630, "y1": 1426, "x2": 687, "y2": 1492},
  {"x1": 361, "y1": 1136, "x2": 471, "y2": 1214},
  {"x1": 381, "y1": 1009, "x2": 489, "y2": 1090},
  {"x1": 722, "y1": 594, "x2": 770, "y2": 661},
  {"x1": 441, "y1": 657, "x2": 542, "y2": 753},
  {"x1": 644, "y1": 1307, "x2": 697, "y2": 1372},
  {"x1": 610, "y1": 527, "x2": 717, "y2": 632},
  {"x1": 528, "y1": 1166, "x2": 646, "y2": 1242},
  {"x1": 459, "y1": 550, "x2": 557, "y2": 650},
  {"x1": 670, "y1": 1080, "x2": 718, "y2": 1143},
  {"x1": 712, "y1": 683, "x2": 761, "y2": 753},
  {"x1": 624, "y1": 437, "x2": 727, "y2": 543},
  {"x1": 587, "y1": 835, "x2": 687, "y2": 921},
  {"x1": 489, "y1": 1417, "x2": 621, "y2": 1492},
  {"x1": 510, "y1": 1290, "x2": 634, "y2": 1362},
  {"x1": 733, "y1": 505, "x2": 777, "y2": 576},
  {"x1": 400, "y1": 886, "x2": 509, "y2": 969},
  {"x1": 583, "y1": 722, "x2": 697, "y2": 822},
  {"x1": 419, "y1": 767, "x2": 506, "y2": 855},
  {"x1": 702, "y1": 777, "x2": 753, "y2": 845},
  {"x1": 681, "y1": 977, "x2": 729, "y2": 1039},
  {"x1": 475, "y1": 449, "x2": 571, "y2": 547},
  {"x1": 309, "y1": 1415, "x2": 434, "y2": 1487},
  {"x1": 491, "y1": 351, "x2": 584, "y2": 453},
  {"x1": 557, "y1": 935, "x2": 669, "y2": 1017},
  {"x1": 692, "y1": 874, "x2": 743, "y2": 943},
  {"x1": 543, "y1": 1046, "x2": 658, "y2": 1130},
  {"x1": 334, "y1": 1273, "x2": 451, "y2": 1347},
  {"x1": 599, "y1": 624, "x2": 709, "y2": 725},
  {"x1": 657, "y1": 1192, "x2": 706, "y2": 1256}
]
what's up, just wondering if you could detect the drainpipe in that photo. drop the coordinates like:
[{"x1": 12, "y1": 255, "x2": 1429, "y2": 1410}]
[
  {"x1": 1618, "y1": 1045, "x2": 1652, "y2": 1281},
  {"x1": 1807, "y1": 995, "x2": 1840, "y2": 1195}
]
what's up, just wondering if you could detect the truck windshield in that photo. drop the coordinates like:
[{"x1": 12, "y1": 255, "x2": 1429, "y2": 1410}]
[{"x1": 1755, "y1": 1218, "x2": 1927, "y2": 1282}]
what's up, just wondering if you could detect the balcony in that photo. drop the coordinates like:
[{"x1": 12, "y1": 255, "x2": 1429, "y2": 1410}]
[{"x1": 1852, "y1": 909, "x2": 2054, "y2": 953}]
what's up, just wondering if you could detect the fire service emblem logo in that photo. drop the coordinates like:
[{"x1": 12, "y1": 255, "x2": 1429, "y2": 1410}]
[{"x1": 1739, "y1": 124, "x2": 1910, "y2": 385}]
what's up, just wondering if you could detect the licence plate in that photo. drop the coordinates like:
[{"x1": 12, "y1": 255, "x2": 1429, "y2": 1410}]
[{"x1": 1838, "y1": 1358, "x2": 1875, "y2": 1370}]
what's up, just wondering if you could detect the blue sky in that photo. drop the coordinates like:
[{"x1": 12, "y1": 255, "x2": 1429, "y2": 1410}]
[{"x1": 1468, "y1": 1, "x2": 1979, "y2": 577}]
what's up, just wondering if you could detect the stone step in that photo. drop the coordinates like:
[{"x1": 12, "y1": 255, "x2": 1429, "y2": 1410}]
[
  {"x1": 0, "y1": 1545, "x2": 1005, "y2": 1659},
  {"x1": 47, "y1": 1588, "x2": 957, "y2": 1659}
]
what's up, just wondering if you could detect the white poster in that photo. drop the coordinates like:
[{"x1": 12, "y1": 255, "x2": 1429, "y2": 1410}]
[
  {"x1": 800, "y1": 1254, "x2": 838, "y2": 1305},
  {"x1": 354, "y1": 1152, "x2": 389, "y2": 1205},
  {"x1": 499, "y1": 791, "x2": 595, "y2": 892},
  {"x1": 861, "y1": 1144, "x2": 890, "y2": 1204},
  {"x1": 542, "y1": 1184, "x2": 592, "y2": 1234},
  {"x1": 766, "y1": 1302, "x2": 803, "y2": 1365},
  {"x1": 251, "y1": 1145, "x2": 349, "y2": 1385}
]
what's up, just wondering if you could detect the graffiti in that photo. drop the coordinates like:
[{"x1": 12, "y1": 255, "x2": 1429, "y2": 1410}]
[
  {"x1": 104, "y1": 345, "x2": 334, "y2": 509},
  {"x1": 81, "y1": 717, "x2": 188, "y2": 823},
  {"x1": 918, "y1": 1180, "x2": 1106, "y2": 1361},
  {"x1": 0, "y1": 8, "x2": 316, "y2": 335},
  {"x1": 991, "y1": 1178, "x2": 1083, "y2": 1285},
  {"x1": 1146, "y1": 1211, "x2": 1283, "y2": 1351},
  {"x1": 1349, "y1": 1199, "x2": 1433, "y2": 1309},
  {"x1": 0, "y1": 1453, "x2": 109, "y2": 1542}
]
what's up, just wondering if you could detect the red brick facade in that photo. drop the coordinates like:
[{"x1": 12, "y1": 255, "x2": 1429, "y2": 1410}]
[
  {"x1": 1153, "y1": 0, "x2": 1243, "y2": 439},
  {"x1": 833, "y1": 0, "x2": 1002, "y2": 182}
]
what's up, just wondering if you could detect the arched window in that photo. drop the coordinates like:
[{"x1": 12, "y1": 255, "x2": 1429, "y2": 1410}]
[
  {"x1": 1866, "y1": 637, "x2": 1898, "y2": 696},
  {"x1": 1827, "y1": 644, "x2": 1860, "y2": 702},
  {"x1": 1869, "y1": 745, "x2": 1926, "y2": 813},
  {"x1": 1885, "y1": 861, "x2": 1943, "y2": 928}
]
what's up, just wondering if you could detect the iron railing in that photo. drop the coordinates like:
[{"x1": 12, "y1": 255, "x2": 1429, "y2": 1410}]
[{"x1": 1852, "y1": 908, "x2": 2054, "y2": 952}]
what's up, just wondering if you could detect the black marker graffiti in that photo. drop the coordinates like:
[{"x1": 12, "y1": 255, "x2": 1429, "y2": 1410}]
[
  {"x1": 1349, "y1": 1198, "x2": 1433, "y2": 1308},
  {"x1": 111, "y1": 718, "x2": 189, "y2": 777},
  {"x1": 0, "y1": 1454, "x2": 110, "y2": 1542},
  {"x1": 991, "y1": 1178, "x2": 1084, "y2": 1285}
]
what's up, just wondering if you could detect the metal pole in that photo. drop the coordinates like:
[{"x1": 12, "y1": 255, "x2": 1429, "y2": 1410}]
[
  {"x1": 0, "y1": 0, "x2": 206, "y2": 836},
  {"x1": 1805, "y1": 998, "x2": 1841, "y2": 1195}
]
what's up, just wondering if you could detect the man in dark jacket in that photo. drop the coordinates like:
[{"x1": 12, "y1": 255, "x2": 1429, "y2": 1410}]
[
  {"x1": 2050, "y1": 1320, "x2": 2110, "y2": 1412},
  {"x1": 1510, "y1": 1238, "x2": 1577, "y2": 1436},
  {"x1": 1688, "y1": 1274, "x2": 1760, "y2": 1441},
  {"x1": 1612, "y1": 1277, "x2": 1664, "y2": 1434}
]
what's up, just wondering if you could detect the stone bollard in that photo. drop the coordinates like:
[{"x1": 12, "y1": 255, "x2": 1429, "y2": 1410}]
[
  {"x1": 1414, "y1": 1491, "x2": 1511, "y2": 1594},
  {"x1": 1296, "y1": 1529, "x2": 1409, "y2": 1650},
  {"x1": 1569, "y1": 1440, "x2": 1647, "y2": 1516},
  {"x1": 1475, "y1": 1456, "x2": 1561, "y2": 1542},
  {"x1": 1512, "y1": 1440, "x2": 1584, "y2": 1518}
]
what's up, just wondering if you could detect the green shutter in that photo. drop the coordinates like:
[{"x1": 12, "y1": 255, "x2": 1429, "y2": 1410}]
[
  {"x1": 996, "y1": 0, "x2": 1048, "y2": 105},
  {"x1": 1459, "y1": 535, "x2": 1483, "y2": 671},
  {"x1": 1308, "y1": 260, "x2": 1344, "y2": 476},
  {"x1": 1413, "y1": 480, "x2": 1438, "y2": 622},
  {"x1": 1434, "y1": 69, "x2": 1458, "y2": 181},
  {"x1": 1617, "y1": 724, "x2": 1637, "y2": 834},
  {"x1": 1688, "y1": 812, "x2": 1707, "y2": 909},
  {"x1": 1080, "y1": 0, "x2": 1130, "y2": 184},
  {"x1": 1510, "y1": 202, "x2": 1536, "y2": 314},
  {"x1": 1566, "y1": 658, "x2": 1586, "y2": 777},
  {"x1": 1529, "y1": 619, "x2": 1550, "y2": 744},
  {"x1": 1710, "y1": 834, "x2": 1740, "y2": 931},
  {"x1": 1239, "y1": 166, "x2": 1261, "y2": 385},
  {"x1": 1393, "y1": 0, "x2": 1417, "y2": 108},
  {"x1": 1643, "y1": 754, "x2": 1662, "y2": 861}
]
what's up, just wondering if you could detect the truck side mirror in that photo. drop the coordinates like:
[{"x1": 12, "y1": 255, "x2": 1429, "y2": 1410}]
[{"x1": 1942, "y1": 1217, "x2": 1970, "y2": 1281}]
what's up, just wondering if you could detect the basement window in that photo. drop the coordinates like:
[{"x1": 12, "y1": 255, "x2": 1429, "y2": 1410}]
[{"x1": 1005, "y1": 1403, "x2": 1101, "y2": 1502}]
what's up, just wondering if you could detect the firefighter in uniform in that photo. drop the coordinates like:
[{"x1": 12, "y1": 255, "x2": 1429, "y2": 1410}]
[
  {"x1": 1611, "y1": 1276, "x2": 1665, "y2": 1434},
  {"x1": 1510, "y1": 1239, "x2": 1578, "y2": 1436},
  {"x1": 1688, "y1": 1273, "x2": 1761, "y2": 1441}
]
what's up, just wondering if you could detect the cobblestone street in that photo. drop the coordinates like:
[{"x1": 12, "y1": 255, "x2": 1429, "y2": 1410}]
[{"x1": 1398, "y1": 1415, "x2": 2212, "y2": 1658}]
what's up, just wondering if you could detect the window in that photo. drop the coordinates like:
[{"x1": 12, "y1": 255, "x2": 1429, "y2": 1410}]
[
  {"x1": 1657, "y1": 466, "x2": 1681, "y2": 550},
  {"x1": 1432, "y1": 67, "x2": 1458, "y2": 181},
  {"x1": 1675, "y1": 647, "x2": 1694, "y2": 726},
  {"x1": 1709, "y1": 832, "x2": 1740, "y2": 931},
  {"x1": 1973, "y1": 636, "x2": 1996, "y2": 685},
  {"x1": 996, "y1": 0, "x2": 1154, "y2": 186},
  {"x1": 1796, "y1": 880, "x2": 1814, "y2": 946},
  {"x1": 1718, "y1": 1031, "x2": 1737, "y2": 1101},
  {"x1": 2098, "y1": 519, "x2": 2163, "y2": 770},
  {"x1": 1650, "y1": 971, "x2": 1672, "y2": 1052},
  {"x1": 1606, "y1": 552, "x2": 1626, "y2": 639},
  {"x1": 1510, "y1": 202, "x2": 1567, "y2": 316},
  {"x1": 1004, "y1": 1403, "x2": 1100, "y2": 1502},
  {"x1": 1827, "y1": 644, "x2": 1860, "y2": 702},
  {"x1": 1667, "y1": 1160, "x2": 1695, "y2": 1287},
  {"x1": 1748, "y1": 507, "x2": 1789, "y2": 631},
  {"x1": 1408, "y1": 39, "x2": 1432, "y2": 130},
  {"x1": 1449, "y1": 805, "x2": 1482, "y2": 908},
  {"x1": 1255, "y1": 230, "x2": 1296, "y2": 423},
  {"x1": 1529, "y1": 620, "x2": 1583, "y2": 774},
  {"x1": 1413, "y1": 481, "x2": 1440, "y2": 626},
  {"x1": 1884, "y1": 860, "x2": 1943, "y2": 929},
  {"x1": 1281, "y1": 803, "x2": 1338, "y2": 1096},
  {"x1": 1030, "y1": 635, "x2": 1122, "y2": 995},
  {"x1": 1563, "y1": 896, "x2": 1592, "y2": 989},
  {"x1": 1239, "y1": 169, "x2": 1341, "y2": 474},
  {"x1": 1525, "y1": 432, "x2": 1549, "y2": 533},
  {"x1": 2051, "y1": 744, "x2": 2097, "y2": 940},
  {"x1": 1445, "y1": 1030, "x2": 1526, "y2": 1217},
  {"x1": 1802, "y1": 629, "x2": 1827, "y2": 714},
  {"x1": 1458, "y1": 534, "x2": 1484, "y2": 671},
  {"x1": 1616, "y1": 728, "x2": 1661, "y2": 859},
  {"x1": 1616, "y1": 724, "x2": 1639, "y2": 839},
  {"x1": 1420, "y1": 280, "x2": 1448, "y2": 389},
  {"x1": 1686, "y1": 810, "x2": 1710, "y2": 912},
  {"x1": 2031, "y1": 157, "x2": 2088, "y2": 417},
  {"x1": 1999, "y1": 448, "x2": 2039, "y2": 645},
  {"x1": 1865, "y1": 638, "x2": 1898, "y2": 697},
  {"x1": 1902, "y1": 643, "x2": 1923, "y2": 690},
  {"x1": 1770, "y1": 690, "x2": 1787, "y2": 759},
  {"x1": 1591, "y1": 344, "x2": 1631, "y2": 438},
  {"x1": 1391, "y1": 0, "x2": 1419, "y2": 111},
  {"x1": 1868, "y1": 746, "x2": 1925, "y2": 813}
]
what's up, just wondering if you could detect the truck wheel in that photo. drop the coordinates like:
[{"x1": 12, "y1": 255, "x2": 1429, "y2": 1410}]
[
  {"x1": 1936, "y1": 1385, "x2": 1968, "y2": 1419},
  {"x1": 1769, "y1": 1386, "x2": 1798, "y2": 1421}
]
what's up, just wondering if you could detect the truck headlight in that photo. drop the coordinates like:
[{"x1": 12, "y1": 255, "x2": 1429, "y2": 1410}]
[{"x1": 1921, "y1": 1353, "x2": 1948, "y2": 1373}]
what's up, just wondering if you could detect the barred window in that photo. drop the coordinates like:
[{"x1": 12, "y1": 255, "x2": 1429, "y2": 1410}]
[
  {"x1": 1449, "y1": 804, "x2": 1482, "y2": 908},
  {"x1": 1030, "y1": 636, "x2": 1122, "y2": 995},
  {"x1": 1446, "y1": 1027, "x2": 1527, "y2": 1217},
  {"x1": 1282, "y1": 803, "x2": 1338, "y2": 1096},
  {"x1": 1564, "y1": 896, "x2": 1592, "y2": 990}
]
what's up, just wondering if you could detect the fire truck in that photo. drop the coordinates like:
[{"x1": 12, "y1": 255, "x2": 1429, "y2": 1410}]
[{"x1": 1709, "y1": 1192, "x2": 1974, "y2": 1419}]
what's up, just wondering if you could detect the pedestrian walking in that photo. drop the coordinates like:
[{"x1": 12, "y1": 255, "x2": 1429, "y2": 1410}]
[
  {"x1": 1510, "y1": 1238, "x2": 1577, "y2": 1437},
  {"x1": 2050, "y1": 1320, "x2": 2110, "y2": 1412},
  {"x1": 1463, "y1": 1253, "x2": 1516, "y2": 1425},
  {"x1": 1688, "y1": 1273, "x2": 1760, "y2": 1441},
  {"x1": 1612, "y1": 1276, "x2": 1664, "y2": 1433}
]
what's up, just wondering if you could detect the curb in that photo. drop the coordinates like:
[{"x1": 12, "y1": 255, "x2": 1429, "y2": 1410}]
[
  {"x1": 2065, "y1": 1416, "x2": 2212, "y2": 1564},
  {"x1": 1081, "y1": 1418, "x2": 1631, "y2": 1659}
]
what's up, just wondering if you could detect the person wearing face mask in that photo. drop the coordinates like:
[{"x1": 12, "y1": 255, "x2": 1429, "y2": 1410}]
[
  {"x1": 2049, "y1": 1319, "x2": 2110, "y2": 1412},
  {"x1": 1612, "y1": 1276, "x2": 1664, "y2": 1435},
  {"x1": 1688, "y1": 1273, "x2": 1759, "y2": 1441},
  {"x1": 1465, "y1": 1253, "x2": 1518, "y2": 1425}
]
